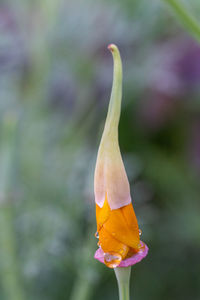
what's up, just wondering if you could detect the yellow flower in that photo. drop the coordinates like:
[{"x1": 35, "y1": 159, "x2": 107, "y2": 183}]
[{"x1": 94, "y1": 44, "x2": 144, "y2": 268}]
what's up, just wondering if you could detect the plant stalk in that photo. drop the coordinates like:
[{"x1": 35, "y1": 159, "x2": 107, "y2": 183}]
[
  {"x1": 163, "y1": 0, "x2": 200, "y2": 42},
  {"x1": 0, "y1": 114, "x2": 25, "y2": 300},
  {"x1": 114, "y1": 267, "x2": 131, "y2": 300}
]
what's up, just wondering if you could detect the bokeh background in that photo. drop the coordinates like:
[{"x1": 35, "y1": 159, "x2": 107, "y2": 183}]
[{"x1": 0, "y1": 0, "x2": 200, "y2": 299}]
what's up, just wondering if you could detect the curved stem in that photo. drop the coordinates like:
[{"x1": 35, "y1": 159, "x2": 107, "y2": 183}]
[
  {"x1": 114, "y1": 267, "x2": 131, "y2": 300},
  {"x1": 163, "y1": 0, "x2": 200, "y2": 42},
  {"x1": 104, "y1": 44, "x2": 122, "y2": 135}
]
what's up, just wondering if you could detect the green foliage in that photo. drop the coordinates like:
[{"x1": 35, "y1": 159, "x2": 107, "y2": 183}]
[{"x1": 0, "y1": 0, "x2": 200, "y2": 299}]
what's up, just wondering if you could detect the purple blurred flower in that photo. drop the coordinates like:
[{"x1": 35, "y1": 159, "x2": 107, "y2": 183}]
[
  {"x1": 138, "y1": 39, "x2": 200, "y2": 132},
  {"x1": 139, "y1": 91, "x2": 178, "y2": 131},
  {"x1": 49, "y1": 72, "x2": 76, "y2": 113},
  {"x1": 175, "y1": 41, "x2": 200, "y2": 86},
  {"x1": 0, "y1": 6, "x2": 25, "y2": 73}
]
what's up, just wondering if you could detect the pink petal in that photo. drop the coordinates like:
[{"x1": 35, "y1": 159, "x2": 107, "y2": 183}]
[{"x1": 94, "y1": 241, "x2": 148, "y2": 268}]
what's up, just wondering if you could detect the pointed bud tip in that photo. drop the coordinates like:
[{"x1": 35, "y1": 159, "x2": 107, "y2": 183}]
[{"x1": 107, "y1": 43, "x2": 118, "y2": 53}]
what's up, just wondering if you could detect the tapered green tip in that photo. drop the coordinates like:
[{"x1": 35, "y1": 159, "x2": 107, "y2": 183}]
[{"x1": 107, "y1": 43, "x2": 118, "y2": 52}]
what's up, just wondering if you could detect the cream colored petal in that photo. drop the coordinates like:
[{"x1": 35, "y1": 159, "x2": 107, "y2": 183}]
[
  {"x1": 94, "y1": 44, "x2": 131, "y2": 210},
  {"x1": 105, "y1": 140, "x2": 131, "y2": 209},
  {"x1": 94, "y1": 148, "x2": 106, "y2": 208}
]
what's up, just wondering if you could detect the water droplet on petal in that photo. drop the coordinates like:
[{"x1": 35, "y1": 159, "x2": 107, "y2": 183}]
[
  {"x1": 104, "y1": 252, "x2": 122, "y2": 268},
  {"x1": 139, "y1": 229, "x2": 142, "y2": 236},
  {"x1": 138, "y1": 241, "x2": 145, "y2": 253},
  {"x1": 95, "y1": 231, "x2": 99, "y2": 239}
]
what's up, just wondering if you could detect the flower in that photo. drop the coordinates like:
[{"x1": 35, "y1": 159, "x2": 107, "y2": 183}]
[{"x1": 94, "y1": 44, "x2": 148, "y2": 268}]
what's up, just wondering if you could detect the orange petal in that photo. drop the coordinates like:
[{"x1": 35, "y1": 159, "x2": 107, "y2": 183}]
[
  {"x1": 103, "y1": 204, "x2": 140, "y2": 249},
  {"x1": 96, "y1": 196, "x2": 140, "y2": 250},
  {"x1": 121, "y1": 202, "x2": 139, "y2": 232},
  {"x1": 98, "y1": 226, "x2": 129, "y2": 260},
  {"x1": 96, "y1": 197, "x2": 110, "y2": 232}
]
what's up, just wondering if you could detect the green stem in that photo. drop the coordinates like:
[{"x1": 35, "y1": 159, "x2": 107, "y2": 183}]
[
  {"x1": 163, "y1": 0, "x2": 200, "y2": 42},
  {"x1": 0, "y1": 114, "x2": 25, "y2": 300},
  {"x1": 0, "y1": 204, "x2": 25, "y2": 300},
  {"x1": 114, "y1": 267, "x2": 131, "y2": 300},
  {"x1": 69, "y1": 229, "x2": 98, "y2": 300}
]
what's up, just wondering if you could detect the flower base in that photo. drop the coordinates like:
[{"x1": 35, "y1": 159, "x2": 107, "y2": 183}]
[{"x1": 94, "y1": 241, "x2": 148, "y2": 268}]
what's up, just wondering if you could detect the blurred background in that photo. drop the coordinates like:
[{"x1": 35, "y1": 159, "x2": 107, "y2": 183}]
[{"x1": 0, "y1": 0, "x2": 200, "y2": 299}]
